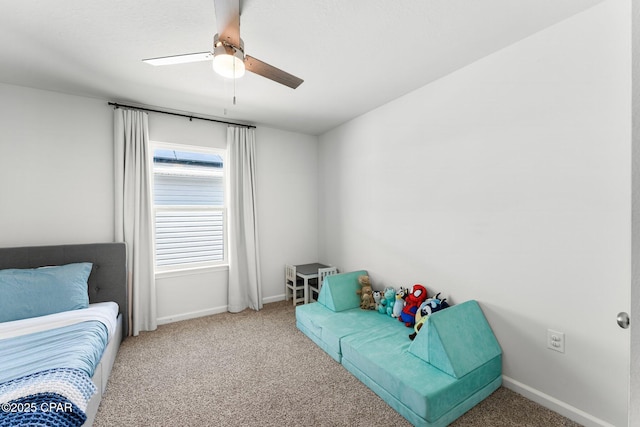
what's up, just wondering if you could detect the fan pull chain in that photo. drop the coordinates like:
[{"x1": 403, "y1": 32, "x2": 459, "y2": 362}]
[{"x1": 233, "y1": 55, "x2": 237, "y2": 105}]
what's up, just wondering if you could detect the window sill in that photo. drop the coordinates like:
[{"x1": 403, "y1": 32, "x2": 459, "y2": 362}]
[{"x1": 155, "y1": 264, "x2": 229, "y2": 279}]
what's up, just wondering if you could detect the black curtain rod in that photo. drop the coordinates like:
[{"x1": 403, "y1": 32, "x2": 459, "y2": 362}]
[{"x1": 108, "y1": 102, "x2": 256, "y2": 129}]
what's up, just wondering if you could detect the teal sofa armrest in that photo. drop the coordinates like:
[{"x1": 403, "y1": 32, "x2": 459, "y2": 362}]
[
  {"x1": 317, "y1": 270, "x2": 368, "y2": 312},
  {"x1": 409, "y1": 300, "x2": 502, "y2": 378}
]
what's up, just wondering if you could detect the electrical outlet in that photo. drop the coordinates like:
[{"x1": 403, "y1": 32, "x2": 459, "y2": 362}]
[{"x1": 547, "y1": 329, "x2": 565, "y2": 353}]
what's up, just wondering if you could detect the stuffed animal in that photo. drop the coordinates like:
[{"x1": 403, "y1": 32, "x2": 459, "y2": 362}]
[
  {"x1": 361, "y1": 289, "x2": 375, "y2": 310},
  {"x1": 416, "y1": 292, "x2": 444, "y2": 324},
  {"x1": 399, "y1": 284, "x2": 428, "y2": 327},
  {"x1": 377, "y1": 287, "x2": 394, "y2": 315},
  {"x1": 373, "y1": 290, "x2": 382, "y2": 311},
  {"x1": 391, "y1": 287, "x2": 407, "y2": 318},
  {"x1": 356, "y1": 275, "x2": 376, "y2": 310},
  {"x1": 409, "y1": 293, "x2": 450, "y2": 340},
  {"x1": 378, "y1": 287, "x2": 390, "y2": 314},
  {"x1": 383, "y1": 287, "x2": 396, "y2": 316}
]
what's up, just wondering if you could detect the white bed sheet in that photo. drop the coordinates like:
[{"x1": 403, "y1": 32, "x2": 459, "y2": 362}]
[{"x1": 0, "y1": 302, "x2": 119, "y2": 342}]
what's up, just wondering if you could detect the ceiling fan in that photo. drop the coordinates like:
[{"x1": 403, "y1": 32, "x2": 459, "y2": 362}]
[{"x1": 143, "y1": 0, "x2": 303, "y2": 89}]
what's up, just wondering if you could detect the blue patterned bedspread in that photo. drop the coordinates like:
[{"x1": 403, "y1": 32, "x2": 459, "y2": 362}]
[
  {"x1": 0, "y1": 320, "x2": 108, "y2": 384},
  {"x1": 0, "y1": 320, "x2": 108, "y2": 426},
  {"x1": 0, "y1": 368, "x2": 96, "y2": 427}
]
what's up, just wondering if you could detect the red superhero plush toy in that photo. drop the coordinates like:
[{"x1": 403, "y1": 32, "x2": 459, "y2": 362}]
[{"x1": 399, "y1": 284, "x2": 428, "y2": 327}]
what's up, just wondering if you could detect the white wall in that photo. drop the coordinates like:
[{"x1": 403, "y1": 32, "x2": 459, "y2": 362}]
[
  {"x1": 318, "y1": 2, "x2": 630, "y2": 426},
  {"x1": 0, "y1": 84, "x2": 114, "y2": 246},
  {"x1": 255, "y1": 126, "x2": 319, "y2": 300},
  {"x1": 0, "y1": 83, "x2": 319, "y2": 324}
]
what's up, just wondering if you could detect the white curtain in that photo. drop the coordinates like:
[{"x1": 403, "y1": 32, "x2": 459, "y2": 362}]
[
  {"x1": 227, "y1": 126, "x2": 262, "y2": 312},
  {"x1": 113, "y1": 108, "x2": 157, "y2": 335}
]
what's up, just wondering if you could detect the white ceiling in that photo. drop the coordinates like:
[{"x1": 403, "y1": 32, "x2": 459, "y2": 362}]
[{"x1": 0, "y1": 0, "x2": 602, "y2": 135}]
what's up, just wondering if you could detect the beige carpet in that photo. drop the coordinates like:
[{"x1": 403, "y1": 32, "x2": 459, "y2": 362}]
[{"x1": 94, "y1": 301, "x2": 582, "y2": 427}]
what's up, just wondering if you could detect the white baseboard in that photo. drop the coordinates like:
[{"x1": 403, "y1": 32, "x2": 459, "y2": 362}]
[
  {"x1": 156, "y1": 306, "x2": 228, "y2": 325},
  {"x1": 502, "y1": 376, "x2": 615, "y2": 427},
  {"x1": 263, "y1": 294, "x2": 286, "y2": 304},
  {"x1": 157, "y1": 295, "x2": 287, "y2": 325}
]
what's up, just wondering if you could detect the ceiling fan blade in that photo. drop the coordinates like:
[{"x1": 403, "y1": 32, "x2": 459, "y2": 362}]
[
  {"x1": 244, "y1": 55, "x2": 303, "y2": 89},
  {"x1": 143, "y1": 52, "x2": 212, "y2": 66},
  {"x1": 214, "y1": 0, "x2": 240, "y2": 47}
]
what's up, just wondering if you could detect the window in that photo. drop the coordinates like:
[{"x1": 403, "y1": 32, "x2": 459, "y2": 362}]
[{"x1": 152, "y1": 144, "x2": 226, "y2": 271}]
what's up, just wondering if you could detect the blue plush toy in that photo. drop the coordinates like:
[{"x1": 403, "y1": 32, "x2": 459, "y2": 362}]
[
  {"x1": 379, "y1": 287, "x2": 395, "y2": 316},
  {"x1": 377, "y1": 288, "x2": 389, "y2": 314},
  {"x1": 408, "y1": 292, "x2": 450, "y2": 340}
]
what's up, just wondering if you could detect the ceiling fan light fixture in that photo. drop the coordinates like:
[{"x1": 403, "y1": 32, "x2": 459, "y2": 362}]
[
  {"x1": 143, "y1": 10, "x2": 303, "y2": 89},
  {"x1": 212, "y1": 40, "x2": 245, "y2": 79}
]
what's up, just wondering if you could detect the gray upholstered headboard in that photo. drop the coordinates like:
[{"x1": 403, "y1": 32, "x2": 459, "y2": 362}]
[{"x1": 0, "y1": 242, "x2": 128, "y2": 339}]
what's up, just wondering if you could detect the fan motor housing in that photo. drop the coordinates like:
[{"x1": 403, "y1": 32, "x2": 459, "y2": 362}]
[{"x1": 214, "y1": 33, "x2": 244, "y2": 57}]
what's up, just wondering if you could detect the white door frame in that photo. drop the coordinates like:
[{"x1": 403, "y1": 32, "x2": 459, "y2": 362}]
[{"x1": 631, "y1": 2, "x2": 640, "y2": 425}]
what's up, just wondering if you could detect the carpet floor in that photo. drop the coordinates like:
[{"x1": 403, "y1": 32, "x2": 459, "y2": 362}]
[{"x1": 94, "y1": 300, "x2": 582, "y2": 426}]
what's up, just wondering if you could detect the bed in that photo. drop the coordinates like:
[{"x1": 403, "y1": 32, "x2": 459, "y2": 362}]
[{"x1": 0, "y1": 243, "x2": 128, "y2": 427}]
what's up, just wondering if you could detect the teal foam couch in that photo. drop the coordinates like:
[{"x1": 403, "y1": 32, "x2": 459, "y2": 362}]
[{"x1": 295, "y1": 270, "x2": 502, "y2": 427}]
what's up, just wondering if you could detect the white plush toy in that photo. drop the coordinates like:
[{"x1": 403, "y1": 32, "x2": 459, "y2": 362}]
[{"x1": 373, "y1": 290, "x2": 382, "y2": 311}]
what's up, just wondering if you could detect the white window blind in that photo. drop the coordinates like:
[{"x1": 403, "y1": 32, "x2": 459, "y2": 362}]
[{"x1": 152, "y1": 147, "x2": 226, "y2": 270}]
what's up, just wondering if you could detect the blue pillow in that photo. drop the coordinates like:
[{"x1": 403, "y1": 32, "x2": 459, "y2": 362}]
[{"x1": 0, "y1": 263, "x2": 92, "y2": 322}]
